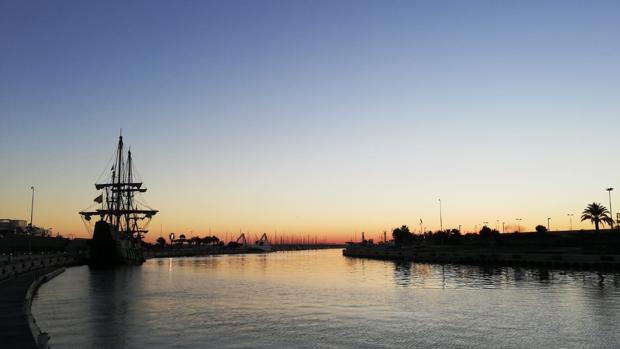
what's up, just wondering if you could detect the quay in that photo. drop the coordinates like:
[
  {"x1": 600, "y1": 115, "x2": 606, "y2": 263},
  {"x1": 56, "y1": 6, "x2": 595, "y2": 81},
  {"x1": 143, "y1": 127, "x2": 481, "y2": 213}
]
[
  {"x1": 0, "y1": 253, "x2": 83, "y2": 349},
  {"x1": 343, "y1": 245, "x2": 620, "y2": 269}
]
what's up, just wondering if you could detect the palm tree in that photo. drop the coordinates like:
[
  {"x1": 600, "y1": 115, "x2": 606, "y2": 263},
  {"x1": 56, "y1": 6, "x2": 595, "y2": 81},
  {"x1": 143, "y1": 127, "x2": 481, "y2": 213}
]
[{"x1": 581, "y1": 202, "x2": 614, "y2": 231}]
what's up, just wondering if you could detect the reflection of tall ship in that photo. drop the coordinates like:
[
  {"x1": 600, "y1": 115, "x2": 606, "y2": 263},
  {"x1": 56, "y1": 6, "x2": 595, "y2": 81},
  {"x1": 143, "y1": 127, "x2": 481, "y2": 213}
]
[{"x1": 79, "y1": 134, "x2": 158, "y2": 268}]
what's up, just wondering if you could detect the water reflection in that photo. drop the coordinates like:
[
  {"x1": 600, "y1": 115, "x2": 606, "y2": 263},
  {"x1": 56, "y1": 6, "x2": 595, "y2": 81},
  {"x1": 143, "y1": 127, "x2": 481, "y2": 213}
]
[
  {"x1": 33, "y1": 250, "x2": 620, "y2": 349},
  {"x1": 392, "y1": 261, "x2": 411, "y2": 287},
  {"x1": 384, "y1": 259, "x2": 620, "y2": 291},
  {"x1": 87, "y1": 267, "x2": 142, "y2": 348}
]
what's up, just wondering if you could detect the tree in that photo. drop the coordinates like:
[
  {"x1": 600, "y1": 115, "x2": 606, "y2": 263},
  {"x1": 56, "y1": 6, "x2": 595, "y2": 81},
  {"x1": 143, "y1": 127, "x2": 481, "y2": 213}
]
[
  {"x1": 535, "y1": 225, "x2": 547, "y2": 234},
  {"x1": 581, "y1": 202, "x2": 613, "y2": 231},
  {"x1": 156, "y1": 237, "x2": 166, "y2": 247},
  {"x1": 392, "y1": 225, "x2": 414, "y2": 247},
  {"x1": 479, "y1": 226, "x2": 499, "y2": 239}
]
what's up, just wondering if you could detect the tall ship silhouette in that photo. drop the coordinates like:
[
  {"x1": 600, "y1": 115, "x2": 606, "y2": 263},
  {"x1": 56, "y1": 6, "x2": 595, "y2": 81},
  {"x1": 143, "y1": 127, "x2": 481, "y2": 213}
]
[{"x1": 79, "y1": 134, "x2": 158, "y2": 267}]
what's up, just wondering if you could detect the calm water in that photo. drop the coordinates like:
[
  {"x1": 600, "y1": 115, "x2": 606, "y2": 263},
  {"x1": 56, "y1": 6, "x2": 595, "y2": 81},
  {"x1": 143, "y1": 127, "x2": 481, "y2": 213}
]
[{"x1": 33, "y1": 249, "x2": 620, "y2": 348}]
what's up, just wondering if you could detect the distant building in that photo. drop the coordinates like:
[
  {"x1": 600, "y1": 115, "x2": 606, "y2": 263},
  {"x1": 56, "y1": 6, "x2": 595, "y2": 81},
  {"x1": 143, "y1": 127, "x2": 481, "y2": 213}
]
[
  {"x1": 0, "y1": 219, "x2": 28, "y2": 233},
  {"x1": 0, "y1": 219, "x2": 51, "y2": 236}
]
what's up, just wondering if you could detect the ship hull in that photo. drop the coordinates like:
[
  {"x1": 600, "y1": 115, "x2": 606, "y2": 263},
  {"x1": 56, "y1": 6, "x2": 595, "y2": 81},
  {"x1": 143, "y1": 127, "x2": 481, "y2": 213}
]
[{"x1": 88, "y1": 220, "x2": 145, "y2": 268}]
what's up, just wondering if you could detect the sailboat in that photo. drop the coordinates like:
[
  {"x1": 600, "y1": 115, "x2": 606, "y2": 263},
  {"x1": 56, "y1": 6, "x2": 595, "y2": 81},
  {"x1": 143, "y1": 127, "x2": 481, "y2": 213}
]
[{"x1": 79, "y1": 134, "x2": 158, "y2": 267}]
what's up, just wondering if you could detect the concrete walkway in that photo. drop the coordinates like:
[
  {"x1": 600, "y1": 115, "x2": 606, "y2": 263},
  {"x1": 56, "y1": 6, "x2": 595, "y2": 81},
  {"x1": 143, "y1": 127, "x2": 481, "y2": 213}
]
[{"x1": 0, "y1": 267, "x2": 56, "y2": 349}]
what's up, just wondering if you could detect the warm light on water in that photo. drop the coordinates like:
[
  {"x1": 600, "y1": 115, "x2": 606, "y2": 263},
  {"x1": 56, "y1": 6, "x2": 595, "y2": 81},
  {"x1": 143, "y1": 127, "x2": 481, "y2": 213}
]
[{"x1": 33, "y1": 250, "x2": 620, "y2": 348}]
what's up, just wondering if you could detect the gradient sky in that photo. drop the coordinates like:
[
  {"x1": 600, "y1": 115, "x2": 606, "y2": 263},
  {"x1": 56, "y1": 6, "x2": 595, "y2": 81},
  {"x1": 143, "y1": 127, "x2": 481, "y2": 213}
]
[{"x1": 1, "y1": 0, "x2": 619, "y2": 243}]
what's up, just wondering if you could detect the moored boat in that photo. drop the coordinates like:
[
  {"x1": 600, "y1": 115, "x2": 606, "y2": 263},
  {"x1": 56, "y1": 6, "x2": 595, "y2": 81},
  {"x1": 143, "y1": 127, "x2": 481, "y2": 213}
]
[{"x1": 79, "y1": 134, "x2": 158, "y2": 268}]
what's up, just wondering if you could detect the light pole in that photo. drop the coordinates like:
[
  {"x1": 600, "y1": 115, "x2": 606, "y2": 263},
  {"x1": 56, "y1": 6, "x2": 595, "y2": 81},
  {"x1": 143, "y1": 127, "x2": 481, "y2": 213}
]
[
  {"x1": 607, "y1": 188, "x2": 614, "y2": 229},
  {"x1": 496, "y1": 220, "x2": 499, "y2": 231},
  {"x1": 516, "y1": 218, "x2": 522, "y2": 233},
  {"x1": 502, "y1": 222, "x2": 505, "y2": 233},
  {"x1": 567, "y1": 213, "x2": 574, "y2": 231},
  {"x1": 438, "y1": 199, "x2": 443, "y2": 232},
  {"x1": 29, "y1": 186, "x2": 34, "y2": 255},
  {"x1": 30, "y1": 186, "x2": 35, "y2": 230},
  {"x1": 547, "y1": 217, "x2": 551, "y2": 231}
]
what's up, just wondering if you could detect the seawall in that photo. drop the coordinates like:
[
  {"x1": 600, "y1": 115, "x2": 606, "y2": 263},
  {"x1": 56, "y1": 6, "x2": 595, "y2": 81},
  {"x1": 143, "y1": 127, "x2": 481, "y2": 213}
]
[
  {"x1": 0, "y1": 253, "x2": 83, "y2": 349},
  {"x1": 24, "y1": 268, "x2": 66, "y2": 349},
  {"x1": 1, "y1": 253, "x2": 84, "y2": 283},
  {"x1": 343, "y1": 246, "x2": 620, "y2": 270}
]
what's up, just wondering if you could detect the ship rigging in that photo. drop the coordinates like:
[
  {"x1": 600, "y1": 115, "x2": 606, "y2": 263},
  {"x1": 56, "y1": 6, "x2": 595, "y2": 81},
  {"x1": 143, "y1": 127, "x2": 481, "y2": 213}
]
[{"x1": 80, "y1": 135, "x2": 158, "y2": 239}]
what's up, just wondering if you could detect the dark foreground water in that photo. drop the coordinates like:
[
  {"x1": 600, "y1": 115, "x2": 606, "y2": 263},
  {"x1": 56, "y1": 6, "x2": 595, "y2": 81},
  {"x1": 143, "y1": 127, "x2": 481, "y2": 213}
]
[{"x1": 33, "y1": 249, "x2": 620, "y2": 348}]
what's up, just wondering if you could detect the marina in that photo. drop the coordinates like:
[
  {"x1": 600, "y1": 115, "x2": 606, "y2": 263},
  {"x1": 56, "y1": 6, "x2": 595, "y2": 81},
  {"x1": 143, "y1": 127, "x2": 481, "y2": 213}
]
[{"x1": 2, "y1": 1, "x2": 620, "y2": 348}]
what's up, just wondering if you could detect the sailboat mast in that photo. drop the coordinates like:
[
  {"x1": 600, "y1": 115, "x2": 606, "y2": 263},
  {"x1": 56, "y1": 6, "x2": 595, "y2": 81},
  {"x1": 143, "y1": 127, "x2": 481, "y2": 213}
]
[
  {"x1": 115, "y1": 134, "x2": 123, "y2": 229},
  {"x1": 126, "y1": 148, "x2": 133, "y2": 236}
]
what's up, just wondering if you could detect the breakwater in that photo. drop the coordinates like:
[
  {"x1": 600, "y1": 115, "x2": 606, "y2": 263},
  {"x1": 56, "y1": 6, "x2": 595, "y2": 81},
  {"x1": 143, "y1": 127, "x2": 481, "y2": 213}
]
[{"x1": 343, "y1": 245, "x2": 620, "y2": 269}]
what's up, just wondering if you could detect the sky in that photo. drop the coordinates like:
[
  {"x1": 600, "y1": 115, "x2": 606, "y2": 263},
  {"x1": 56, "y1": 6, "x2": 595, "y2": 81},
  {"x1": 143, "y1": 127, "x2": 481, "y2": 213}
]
[{"x1": 1, "y1": 0, "x2": 619, "y2": 243}]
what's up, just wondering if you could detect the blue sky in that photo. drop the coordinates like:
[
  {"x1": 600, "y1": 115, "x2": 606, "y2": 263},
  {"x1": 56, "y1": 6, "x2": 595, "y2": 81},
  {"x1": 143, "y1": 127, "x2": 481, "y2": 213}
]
[{"x1": 1, "y1": 1, "x2": 619, "y2": 240}]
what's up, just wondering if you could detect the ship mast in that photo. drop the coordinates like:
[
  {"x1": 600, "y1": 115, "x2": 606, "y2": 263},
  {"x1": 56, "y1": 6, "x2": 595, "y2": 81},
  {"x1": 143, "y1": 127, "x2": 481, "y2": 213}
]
[
  {"x1": 115, "y1": 134, "x2": 123, "y2": 229},
  {"x1": 79, "y1": 134, "x2": 158, "y2": 239}
]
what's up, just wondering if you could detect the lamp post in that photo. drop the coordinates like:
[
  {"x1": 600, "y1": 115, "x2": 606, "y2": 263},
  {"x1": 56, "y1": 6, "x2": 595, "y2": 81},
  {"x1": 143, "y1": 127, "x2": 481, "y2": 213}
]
[
  {"x1": 438, "y1": 199, "x2": 443, "y2": 232},
  {"x1": 607, "y1": 188, "x2": 614, "y2": 229},
  {"x1": 547, "y1": 218, "x2": 551, "y2": 231},
  {"x1": 567, "y1": 213, "x2": 574, "y2": 231},
  {"x1": 502, "y1": 222, "x2": 505, "y2": 233},
  {"x1": 29, "y1": 186, "x2": 34, "y2": 255},
  {"x1": 516, "y1": 218, "x2": 522, "y2": 233},
  {"x1": 30, "y1": 186, "x2": 35, "y2": 230}
]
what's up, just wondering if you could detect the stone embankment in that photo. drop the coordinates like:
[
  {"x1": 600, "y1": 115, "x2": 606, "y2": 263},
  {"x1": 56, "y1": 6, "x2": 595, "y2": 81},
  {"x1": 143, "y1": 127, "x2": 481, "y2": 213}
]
[
  {"x1": 0, "y1": 253, "x2": 84, "y2": 349},
  {"x1": 1, "y1": 253, "x2": 83, "y2": 283},
  {"x1": 343, "y1": 246, "x2": 620, "y2": 269}
]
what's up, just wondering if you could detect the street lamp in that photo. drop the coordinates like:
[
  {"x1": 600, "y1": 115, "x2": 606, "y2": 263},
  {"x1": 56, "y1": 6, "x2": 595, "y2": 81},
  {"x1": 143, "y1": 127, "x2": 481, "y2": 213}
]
[
  {"x1": 30, "y1": 186, "x2": 35, "y2": 230},
  {"x1": 438, "y1": 199, "x2": 443, "y2": 232},
  {"x1": 606, "y1": 188, "x2": 614, "y2": 229},
  {"x1": 502, "y1": 222, "x2": 505, "y2": 233},
  {"x1": 547, "y1": 218, "x2": 551, "y2": 231},
  {"x1": 516, "y1": 218, "x2": 522, "y2": 233},
  {"x1": 29, "y1": 186, "x2": 34, "y2": 255},
  {"x1": 567, "y1": 214, "x2": 574, "y2": 231}
]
